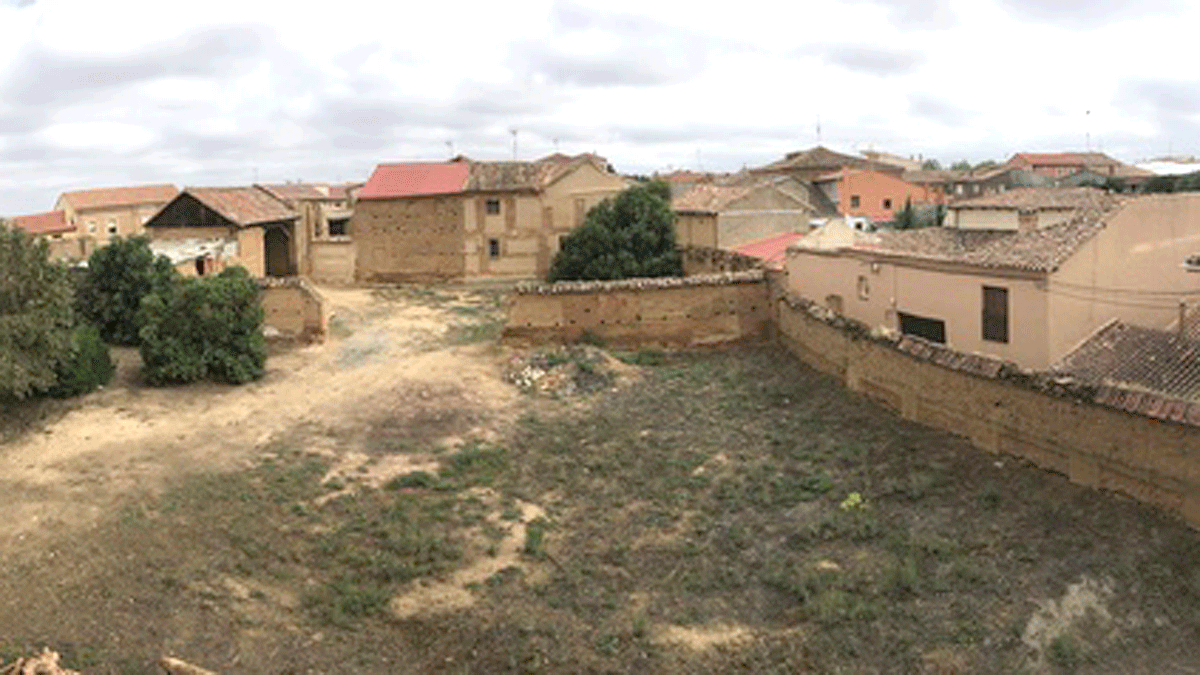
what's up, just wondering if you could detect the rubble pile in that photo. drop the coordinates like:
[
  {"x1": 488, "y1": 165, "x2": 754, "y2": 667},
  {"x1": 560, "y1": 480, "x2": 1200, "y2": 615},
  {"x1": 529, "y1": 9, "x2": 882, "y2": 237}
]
[
  {"x1": 504, "y1": 345, "x2": 622, "y2": 397},
  {"x1": 0, "y1": 650, "x2": 79, "y2": 675}
]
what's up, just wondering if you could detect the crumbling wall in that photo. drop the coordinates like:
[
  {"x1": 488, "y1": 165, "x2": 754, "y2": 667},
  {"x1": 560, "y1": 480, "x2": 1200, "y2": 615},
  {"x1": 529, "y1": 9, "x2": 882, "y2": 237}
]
[{"x1": 257, "y1": 277, "x2": 328, "y2": 341}]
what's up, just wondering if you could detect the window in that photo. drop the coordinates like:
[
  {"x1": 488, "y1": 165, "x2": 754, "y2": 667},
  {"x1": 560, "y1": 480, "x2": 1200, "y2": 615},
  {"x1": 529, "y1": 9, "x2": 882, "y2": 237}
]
[
  {"x1": 850, "y1": 195, "x2": 861, "y2": 208},
  {"x1": 982, "y1": 286, "x2": 1009, "y2": 343},
  {"x1": 486, "y1": 199, "x2": 501, "y2": 215},
  {"x1": 898, "y1": 311, "x2": 946, "y2": 344},
  {"x1": 106, "y1": 218, "x2": 117, "y2": 235},
  {"x1": 882, "y1": 198, "x2": 892, "y2": 210},
  {"x1": 327, "y1": 218, "x2": 349, "y2": 237},
  {"x1": 87, "y1": 220, "x2": 96, "y2": 233},
  {"x1": 857, "y1": 275, "x2": 870, "y2": 300},
  {"x1": 488, "y1": 238, "x2": 501, "y2": 259}
]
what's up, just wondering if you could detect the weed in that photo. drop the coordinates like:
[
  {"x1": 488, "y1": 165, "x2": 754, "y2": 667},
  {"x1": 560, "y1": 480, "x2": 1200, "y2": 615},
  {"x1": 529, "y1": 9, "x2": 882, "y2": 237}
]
[
  {"x1": 385, "y1": 471, "x2": 444, "y2": 491},
  {"x1": 614, "y1": 349, "x2": 667, "y2": 366},
  {"x1": 980, "y1": 483, "x2": 1002, "y2": 510},
  {"x1": 576, "y1": 329, "x2": 606, "y2": 347},
  {"x1": 1047, "y1": 635, "x2": 1081, "y2": 672},
  {"x1": 303, "y1": 576, "x2": 390, "y2": 627},
  {"x1": 524, "y1": 518, "x2": 548, "y2": 558},
  {"x1": 441, "y1": 443, "x2": 508, "y2": 487}
]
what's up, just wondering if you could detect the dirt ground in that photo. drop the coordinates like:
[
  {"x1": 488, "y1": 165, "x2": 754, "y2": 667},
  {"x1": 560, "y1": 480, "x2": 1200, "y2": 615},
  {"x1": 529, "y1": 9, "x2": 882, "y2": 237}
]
[{"x1": 1, "y1": 285, "x2": 1199, "y2": 674}]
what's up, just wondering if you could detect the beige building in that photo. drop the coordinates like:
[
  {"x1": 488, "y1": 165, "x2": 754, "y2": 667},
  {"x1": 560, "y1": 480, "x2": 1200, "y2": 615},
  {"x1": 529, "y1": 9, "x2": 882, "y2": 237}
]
[
  {"x1": 55, "y1": 184, "x2": 179, "y2": 247},
  {"x1": 259, "y1": 183, "x2": 359, "y2": 283},
  {"x1": 352, "y1": 154, "x2": 628, "y2": 282},
  {"x1": 786, "y1": 189, "x2": 1200, "y2": 371},
  {"x1": 144, "y1": 186, "x2": 300, "y2": 278},
  {"x1": 673, "y1": 176, "x2": 816, "y2": 249}
]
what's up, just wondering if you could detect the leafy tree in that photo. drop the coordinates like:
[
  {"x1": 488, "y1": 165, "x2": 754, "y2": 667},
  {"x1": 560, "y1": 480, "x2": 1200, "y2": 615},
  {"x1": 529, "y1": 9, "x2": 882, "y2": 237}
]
[
  {"x1": 0, "y1": 222, "x2": 75, "y2": 400},
  {"x1": 44, "y1": 324, "x2": 115, "y2": 398},
  {"x1": 548, "y1": 181, "x2": 683, "y2": 282},
  {"x1": 138, "y1": 266, "x2": 266, "y2": 386},
  {"x1": 893, "y1": 198, "x2": 916, "y2": 230},
  {"x1": 974, "y1": 159, "x2": 999, "y2": 171},
  {"x1": 77, "y1": 236, "x2": 177, "y2": 345},
  {"x1": 920, "y1": 159, "x2": 942, "y2": 171},
  {"x1": 891, "y1": 199, "x2": 945, "y2": 231},
  {"x1": 950, "y1": 160, "x2": 972, "y2": 172}
]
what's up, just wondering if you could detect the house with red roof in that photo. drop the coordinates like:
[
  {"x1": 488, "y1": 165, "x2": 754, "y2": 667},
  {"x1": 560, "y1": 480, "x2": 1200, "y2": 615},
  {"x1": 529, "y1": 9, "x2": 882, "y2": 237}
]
[
  {"x1": 54, "y1": 183, "x2": 178, "y2": 246},
  {"x1": 786, "y1": 190, "x2": 1200, "y2": 371},
  {"x1": 351, "y1": 154, "x2": 627, "y2": 281}
]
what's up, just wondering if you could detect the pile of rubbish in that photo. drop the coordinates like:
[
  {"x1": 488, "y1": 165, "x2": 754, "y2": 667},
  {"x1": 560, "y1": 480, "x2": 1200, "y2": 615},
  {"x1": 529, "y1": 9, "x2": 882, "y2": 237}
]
[
  {"x1": 1, "y1": 650, "x2": 79, "y2": 675},
  {"x1": 503, "y1": 345, "x2": 623, "y2": 397}
]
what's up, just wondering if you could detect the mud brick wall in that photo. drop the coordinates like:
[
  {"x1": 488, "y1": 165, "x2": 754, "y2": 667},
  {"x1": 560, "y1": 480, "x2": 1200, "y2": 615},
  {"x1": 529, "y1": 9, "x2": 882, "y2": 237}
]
[
  {"x1": 352, "y1": 197, "x2": 466, "y2": 282},
  {"x1": 680, "y1": 246, "x2": 764, "y2": 276},
  {"x1": 503, "y1": 271, "x2": 770, "y2": 348},
  {"x1": 773, "y1": 286, "x2": 1200, "y2": 530},
  {"x1": 258, "y1": 278, "x2": 329, "y2": 341}
]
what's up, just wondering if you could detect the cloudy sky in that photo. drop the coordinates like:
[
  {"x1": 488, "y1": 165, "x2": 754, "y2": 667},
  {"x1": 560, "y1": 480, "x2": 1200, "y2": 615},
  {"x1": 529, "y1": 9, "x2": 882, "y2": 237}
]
[{"x1": 1, "y1": 0, "x2": 1197, "y2": 215}]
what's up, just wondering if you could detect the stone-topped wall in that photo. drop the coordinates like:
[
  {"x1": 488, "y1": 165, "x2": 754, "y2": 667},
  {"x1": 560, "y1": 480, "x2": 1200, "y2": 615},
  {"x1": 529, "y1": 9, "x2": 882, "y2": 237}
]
[
  {"x1": 503, "y1": 271, "x2": 770, "y2": 348},
  {"x1": 679, "y1": 246, "x2": 764, "y2": 275},
  {"x1": 773, "y1": 286, "x2": 1200, "y2": 529}
]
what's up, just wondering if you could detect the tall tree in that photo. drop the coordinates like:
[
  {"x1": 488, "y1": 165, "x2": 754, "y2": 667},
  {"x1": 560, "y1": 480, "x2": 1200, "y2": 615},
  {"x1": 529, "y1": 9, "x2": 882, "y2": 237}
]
[
  {"x1": 0, "y1": 222, "x2": 75, "y2": 399},
  {"x1": 77, "y1": 236, "x2": 177, "y2": 345},
  {"x1": 548, "y1": 181, "x2": 683, "y2": 282}
]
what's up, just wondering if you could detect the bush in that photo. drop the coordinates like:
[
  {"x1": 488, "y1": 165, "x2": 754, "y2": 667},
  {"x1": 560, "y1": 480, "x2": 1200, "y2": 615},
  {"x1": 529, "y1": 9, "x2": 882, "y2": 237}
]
[
  {"x1": 548, "y1": 181, "x2": 683, "y2": 282},
  {"x1": 77, "y1": 236, "x2": 177, "y2": 345},
  {"x1": 138, "y1": 267, "x2": 266, "y2": 386},
  {"x1": 0, "y1": 222, "x2": 75, "y2": 400},
  {"x1": 45, "y1": 324, "x2": 116, "y2": 398}
]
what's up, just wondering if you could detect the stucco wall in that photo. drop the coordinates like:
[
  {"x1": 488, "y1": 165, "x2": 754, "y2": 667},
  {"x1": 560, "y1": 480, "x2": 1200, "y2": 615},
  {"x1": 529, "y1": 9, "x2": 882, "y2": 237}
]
[
  {"x1": 1049, "y1": 193, "x2": 1200, "y2": 362},
  {"x1": 774, "y1": 290, "x2": 1200, "y2": 530},
  {"x1": 676, "y1": 213, "x2": 718, "y2": 248},
  {"x1": 352, "y1": 196, "x2": 466, "y2": 282},
  {"x1": 503, "y1": 272, "x2": 771, "y2": 348},
  {"x1": 787, "y1": 249, "x2": 1053, "y2": 369},
  {"x1": 236, "y1": 227, "x2": 266, "y2": 278},
  {"x1": 309, "y1": 241, "x2": 356, "y2": 283}
]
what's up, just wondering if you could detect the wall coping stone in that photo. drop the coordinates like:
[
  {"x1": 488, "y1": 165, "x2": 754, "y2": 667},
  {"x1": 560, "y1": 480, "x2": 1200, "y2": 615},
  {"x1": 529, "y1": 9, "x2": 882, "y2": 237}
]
[{"x1": 516, "y1": 270, "x2": 765, "y2": 296}]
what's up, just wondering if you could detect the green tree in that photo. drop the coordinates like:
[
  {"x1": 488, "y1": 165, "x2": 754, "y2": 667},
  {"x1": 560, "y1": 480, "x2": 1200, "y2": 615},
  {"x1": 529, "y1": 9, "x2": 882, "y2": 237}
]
[
  {"x1": 44, "y1": 323, "x2": 115, "y2": 398},
  {"x1": 138, "y1": 266, "x2": 266, "y2": 386},
  {"x1": 0, "y1": 222, "x2": 76, "y2": 400},
  {"x1": 548, "y1": 181, "x2": 683, "y2": 282},
  {"x1": 77, "y1": 236, "x2": 177, "y2": 345},
  {"x1": 973, "y1": 159, "x2": 999, "y2": 171},
  {"x1": 893, "y1": 197, "x2": 916, "y2": 230},
  {"x1": 950, "y1": 160, "x2": 972, "y2": 172},
  {"x1": 921, "y1": 159, "x2": 942, "y2": 171}
]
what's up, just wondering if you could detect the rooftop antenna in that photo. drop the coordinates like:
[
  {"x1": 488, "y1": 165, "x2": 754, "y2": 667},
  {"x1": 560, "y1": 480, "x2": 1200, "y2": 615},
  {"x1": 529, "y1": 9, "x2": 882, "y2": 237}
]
[
  {"x1": 509, "y1": 128, "x2": 518, "y2": 160},
  {"x1": 1085, "y1": 110, "x2": 1091, "y2": 151},
  {"x1": 553, "y1": 138, "x2": 560, "y2": 153},
  {"x1": 446, "y1": 140, "x2": 455, "y2": 158},
  {"x1": 816, "y1": 114, "x2": 822, "y2": 144}
]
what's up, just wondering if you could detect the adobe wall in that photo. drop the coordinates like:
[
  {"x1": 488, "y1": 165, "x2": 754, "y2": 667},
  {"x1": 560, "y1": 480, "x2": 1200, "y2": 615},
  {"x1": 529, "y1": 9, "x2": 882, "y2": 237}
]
[
  {"x1": 309, "y1": 241, "x2": 355, "y2": 284},
  {"x1": 773, "y1": 286, "x2": 1200, "y2": 529},
  {"x1": 352, "y1": 197, "x2": 465, "y2": 282},
  {"x1": 258, "y1": 278, "x2": 328, "y2": 342},
  {"x1": 503, "y1": 271, "x2": 771, "y2": 348},
  {"x1": 680, "y1": 246, "x2": 764, "y2": 275}
]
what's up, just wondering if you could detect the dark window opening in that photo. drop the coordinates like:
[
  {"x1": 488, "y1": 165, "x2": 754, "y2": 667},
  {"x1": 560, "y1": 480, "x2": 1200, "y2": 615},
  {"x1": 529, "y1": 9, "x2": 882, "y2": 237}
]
[
  {"x1": 850, "y1": 195, "x2": 861, "y2": 208},
  {"x1": 195, "y1": 257, "x2": 206, "y2": 276},
  {"x1": 898, "y1": 311, "x2": 946, "y2": 344},
  {"x1": 328, "y1": 218, "x2": 349, "y2": 237},
  {"x1": 883, "y1": 198, "x2": 892, "y2": 209},
  {"x1": 486, "y1": 199, "x2": 501, "y2": 215},
  {"x1": 488, "y1": 238, "x2": 501, "y2": 259},
  {"x1": 982, "y1": 286, "x2": 1009, "y2": 343}
]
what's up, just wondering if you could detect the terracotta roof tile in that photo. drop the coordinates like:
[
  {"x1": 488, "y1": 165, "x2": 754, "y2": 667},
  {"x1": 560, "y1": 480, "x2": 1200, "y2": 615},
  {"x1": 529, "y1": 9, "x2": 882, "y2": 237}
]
[
  {"x1": 10, "y1": 210, "x2": 71, "y2": 235},
  {"x1": 673, "y1": 184, "x2": 756, "y2": 213},
  {"x1": 260, "y1": 183, "x2": 354, "y2": 202},
  {"x1": 358, "y1": 162, "x2": 470, "y2": 200},
  {"x1": 949, "y1": 187, "x2": 1118, "y2": 211},
  {"x1": 731, "y1": 232, "x2": 806, "y2": 270},
  {"x1": 59, "y1": 184, "x2": 178, "y2": 211},
  {"x1": 358, "y1": 154, "x2": 608, "y2": 200},
  {"x1": 185, "y1": 187, "x2": 296, "y2": 226},
  {"x1": 1053, "y1": 321, "x2": 1200, "y2": 401}
]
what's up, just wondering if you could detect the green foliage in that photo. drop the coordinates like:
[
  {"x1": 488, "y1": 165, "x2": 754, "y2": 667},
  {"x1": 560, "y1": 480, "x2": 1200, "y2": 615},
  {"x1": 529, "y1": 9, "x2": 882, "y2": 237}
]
[
  {"x1": 1141, "y1": 171, "x2": 1200, "y2": 194},
  {"x1": 920, "y1": 159, "x2": 942, "y2": 170},
  {"x1": 950, "y1": 159, "x2": 972, "y2": 172},
  {"x1": 77, "y1": 236, "x2": 177, "y2": 345},
  {"x1": 548, "y1": 181, "x2": 683, "y2": 282},
  {"x1": 891, "y1": 199, "x2": 945, "y2": 230},
  {"x1": 45, "y1": 323, "x2": 115, "y2": 398},
  {"x1": 974, "y1": 159, "x2": 999, "y2": 171},
  {"x1": 138, "y1": 266, "x2": 266, "y2": 386},
  {"x1": 0, "y1": 222, "x2": 76, "y2": 400}
]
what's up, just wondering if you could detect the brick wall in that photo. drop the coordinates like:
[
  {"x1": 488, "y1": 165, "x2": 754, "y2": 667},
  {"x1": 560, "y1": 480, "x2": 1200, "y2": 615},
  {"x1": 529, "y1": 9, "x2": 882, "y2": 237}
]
[
  {"x1": 502, "y1": 271, "x2": 770, "y2": 348},
  {"x1": 772, "y1": 285, "x2": 1200, "y2": 529}
]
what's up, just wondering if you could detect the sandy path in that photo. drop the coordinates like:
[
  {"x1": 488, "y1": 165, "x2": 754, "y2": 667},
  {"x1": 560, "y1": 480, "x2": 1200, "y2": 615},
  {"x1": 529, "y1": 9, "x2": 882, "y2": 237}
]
[{"x1": 0, "y1": 286, "x2": 517, "y2": 552}]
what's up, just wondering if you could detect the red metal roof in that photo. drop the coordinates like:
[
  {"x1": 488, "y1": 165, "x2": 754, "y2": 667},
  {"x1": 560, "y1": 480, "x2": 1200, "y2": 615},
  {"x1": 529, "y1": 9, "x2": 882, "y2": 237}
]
[
  {"x1": 11, "y1": 210, "x2": 72, "y2": 235},
  {"x1": 358, "y1": 162, "x2": 471, "y2": 200},
  {"x1": 731, "y1": 232, "x2": 806, "y2": 270}
]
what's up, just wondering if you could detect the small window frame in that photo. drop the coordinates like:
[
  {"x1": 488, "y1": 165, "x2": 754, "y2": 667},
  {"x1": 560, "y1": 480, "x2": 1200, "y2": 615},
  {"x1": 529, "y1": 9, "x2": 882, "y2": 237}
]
[{"x1": 485, "y1": 199, "x2": 501, "y2": 215}]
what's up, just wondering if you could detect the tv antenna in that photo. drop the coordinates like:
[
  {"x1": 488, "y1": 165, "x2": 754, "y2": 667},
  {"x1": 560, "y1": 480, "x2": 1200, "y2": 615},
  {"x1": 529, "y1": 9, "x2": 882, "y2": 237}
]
[{"x1": 509, "y1": 128, "x2": 518, "y2": 160}]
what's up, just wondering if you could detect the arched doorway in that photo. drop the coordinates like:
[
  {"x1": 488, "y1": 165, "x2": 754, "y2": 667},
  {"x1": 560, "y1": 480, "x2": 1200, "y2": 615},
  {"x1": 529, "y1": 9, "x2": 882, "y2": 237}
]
[{"x1": 265, "y1": 226, "x2": 293, "y2": 277}]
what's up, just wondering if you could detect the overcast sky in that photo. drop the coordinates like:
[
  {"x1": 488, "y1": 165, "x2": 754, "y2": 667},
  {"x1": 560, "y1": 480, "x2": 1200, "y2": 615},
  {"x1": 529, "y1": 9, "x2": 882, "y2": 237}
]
[{"x1": 1, "y1": 0, "x2": 1197, "y2": 215}]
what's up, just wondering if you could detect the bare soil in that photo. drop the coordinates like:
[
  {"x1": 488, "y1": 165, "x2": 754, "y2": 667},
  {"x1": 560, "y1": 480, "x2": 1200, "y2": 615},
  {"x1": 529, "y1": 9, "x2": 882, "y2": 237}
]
[{"x1": 1, "y1": 285, "x2": 1198, "y2": 674}]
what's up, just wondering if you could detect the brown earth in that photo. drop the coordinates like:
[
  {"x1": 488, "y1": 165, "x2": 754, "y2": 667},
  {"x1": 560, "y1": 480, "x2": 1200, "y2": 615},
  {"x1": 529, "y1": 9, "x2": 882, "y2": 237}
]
[{"x1": 0, "y1": 285, "x2": 1198, "y2": 674}]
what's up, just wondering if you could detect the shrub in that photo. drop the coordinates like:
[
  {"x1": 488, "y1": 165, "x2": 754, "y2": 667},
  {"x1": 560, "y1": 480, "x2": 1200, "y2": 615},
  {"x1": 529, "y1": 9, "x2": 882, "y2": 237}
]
[
  {"x1": 77, "y1": 236, "x2": 177, "y2": 345},
  {"x1": 0, "y1": 222, "x2": 75, "y2": 400},
  {"x1": 45, "y1": 324, "x2": 116, "y2": 398},
  {"x1": 548, "y1": 181, "x2": 683, "y2": 282},
  {"x1": 138, "y1": 267, "x2": 266, "y2": 386}
]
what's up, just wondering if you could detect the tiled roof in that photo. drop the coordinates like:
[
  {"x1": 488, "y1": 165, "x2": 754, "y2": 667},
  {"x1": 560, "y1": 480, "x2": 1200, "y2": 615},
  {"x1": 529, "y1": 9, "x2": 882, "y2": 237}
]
[
  {"x1": 948, "y1": 187, "x2": 1118, "y2": 210},
  {"x1": 731, "y1": 232, "x2": 806, "y2": 270},
  {"x1": 185, "y1": 187, "x2": 297, "y2": 226},
  {"x1": 10, "y1": 210, "x2": 71, "y2": 235},
  {"x1": 759, "y1": 145, "x2": 868, "y2": 171},
  {"x1": 260, "y1": 183, "x2": 354, "y2": 202},
  {"x1": 59, "y1": 184, "x2": 178, "y2": 211},
  {"x1": 859, "y1": 215, "x2": 1107, "y2": 272},
  {"x1": 902, "y1": 169, "x2": 955, "y2": 184},
  {"x1": 673, "y1": 184, "x2": 755, "y2": 213},
  {"x1": 358, "y1": 162, "x2": 471, "y2": 200},
  {"x1": 1010, "y1": 152, "x2": 1121, "y2": 167},
  {"x1": 1054, "y1": 321, "x2": 1200, "y2": 401}
]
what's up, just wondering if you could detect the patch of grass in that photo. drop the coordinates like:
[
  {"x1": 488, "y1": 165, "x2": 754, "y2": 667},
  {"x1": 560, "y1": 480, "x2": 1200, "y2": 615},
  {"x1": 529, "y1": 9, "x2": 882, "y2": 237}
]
[
  {"x1": 385, "y1": 470, "x2": 446, "y2": 491},
  {"x1": 440, "y1": 443, "x2": 508, "y2": 488},
  {"x1": 524, "y1": 518, "x2": 548, "y2": 558},
  {"x1": 302, "y1": 576, "x2": 391, "y2": 627},
  {"x1": 1047, "y1": 635, "x2": 1081, "y2": 672},
  {"x1": 613, "y1": 349, "x2": 667, "y2": 366}
]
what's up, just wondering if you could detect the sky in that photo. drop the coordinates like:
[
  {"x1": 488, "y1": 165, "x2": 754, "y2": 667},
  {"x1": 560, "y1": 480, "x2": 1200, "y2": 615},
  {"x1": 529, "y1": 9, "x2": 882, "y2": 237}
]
[{"x1": 1, "y1": 0, "x2": 1198, "y2": 215}]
